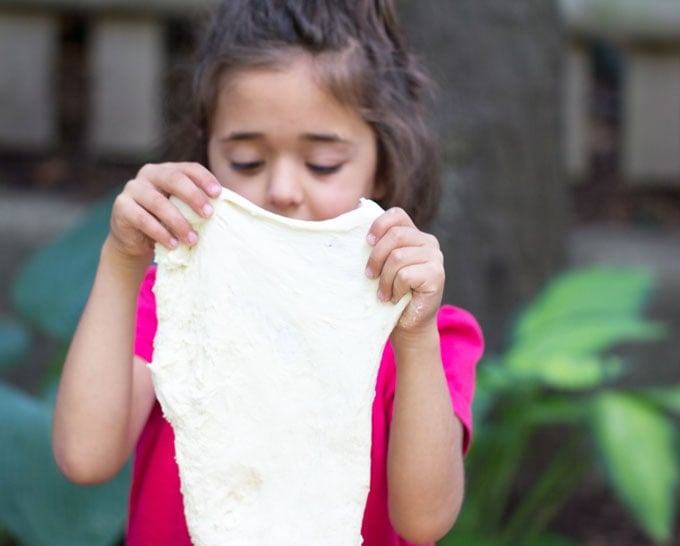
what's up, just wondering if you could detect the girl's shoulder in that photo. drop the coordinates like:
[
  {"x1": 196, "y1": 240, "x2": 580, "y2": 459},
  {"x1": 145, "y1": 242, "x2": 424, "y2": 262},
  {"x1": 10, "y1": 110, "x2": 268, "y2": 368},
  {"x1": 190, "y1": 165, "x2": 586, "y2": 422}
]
[{"x1": 437, "y1": 304, "x2": 484, "y2": 352}]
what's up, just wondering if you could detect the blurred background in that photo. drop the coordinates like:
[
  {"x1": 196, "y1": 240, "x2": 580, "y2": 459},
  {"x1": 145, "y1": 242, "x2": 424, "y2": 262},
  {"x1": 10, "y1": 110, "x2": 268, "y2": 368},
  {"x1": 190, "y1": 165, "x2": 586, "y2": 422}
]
[{"x1": 0, "y1": 0, "x2": 678, "y2": 544}]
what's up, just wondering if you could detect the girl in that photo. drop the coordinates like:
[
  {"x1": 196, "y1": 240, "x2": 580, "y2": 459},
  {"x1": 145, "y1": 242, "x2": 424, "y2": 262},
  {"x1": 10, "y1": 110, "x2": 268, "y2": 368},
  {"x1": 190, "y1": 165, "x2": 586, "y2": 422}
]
[{"x1": 52, "y1": 1, "x2": 483, "y2": 545}]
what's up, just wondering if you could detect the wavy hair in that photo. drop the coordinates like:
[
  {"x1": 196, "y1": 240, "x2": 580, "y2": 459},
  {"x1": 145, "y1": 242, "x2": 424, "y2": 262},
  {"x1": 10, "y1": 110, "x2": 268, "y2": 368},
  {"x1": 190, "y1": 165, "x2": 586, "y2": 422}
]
[{"x1": 180, "y1": 0, "x2": 439, "y2": 227}]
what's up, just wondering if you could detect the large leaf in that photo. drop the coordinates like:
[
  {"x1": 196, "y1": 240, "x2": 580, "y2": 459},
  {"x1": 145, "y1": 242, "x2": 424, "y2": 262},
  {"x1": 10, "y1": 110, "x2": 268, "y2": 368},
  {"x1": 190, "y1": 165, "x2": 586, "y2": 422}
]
[
  {"x1": 0, "y1": 383, "x2": 129, "y2": 546},
  {"x1": 0, "y1": 321, "x2": 30, "y2": 371},
  {"x1": 642, "y1": 386, "x2": 680, "y2": 415},
  {"x1": 590, "y1": 391, "x2": 678, "y2": 543},
  {"x1": 505, "y1": 268, "x2": 664, "y2": 386},
  {"x1": 525, "y1": 394, "x2": 590, "y2": 425},
  {"x1": 11, "y1": 193, "x2": 115, "y2": 342},
  {"x1": 507, "y1": 353, "x2": 624, "y2": 390},
  {"x1": 514, "y1": 268, "x2": 655, "y2": 341},
  {"x1": 508, "y1": 316, "x2": 664, "y2": 366}
]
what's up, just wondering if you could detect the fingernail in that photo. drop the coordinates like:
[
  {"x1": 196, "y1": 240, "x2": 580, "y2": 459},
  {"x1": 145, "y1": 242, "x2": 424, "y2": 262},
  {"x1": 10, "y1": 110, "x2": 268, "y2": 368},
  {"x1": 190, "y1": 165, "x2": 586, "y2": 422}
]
[
  {"x1": 377, "y1": 290, "x2": 387, "y2": 302},
  {"x1": 211, "y1": 184, "x2": 222, "y2": 196},
  {"x1": 202, "y1": 203, "x2": 214, "y2": 217},
  {"x1": 187, "y1": 231, "x2": 198, "y2": 245},
  {"x1": 169, "y1": 238, "x2": 179, "y2": 248},
  {"x1": 367, "y1": 233, "x2": 376, "y2": 245},
  {"x1": 365, "y1": 267, "x2": 374, "y2": 279}
]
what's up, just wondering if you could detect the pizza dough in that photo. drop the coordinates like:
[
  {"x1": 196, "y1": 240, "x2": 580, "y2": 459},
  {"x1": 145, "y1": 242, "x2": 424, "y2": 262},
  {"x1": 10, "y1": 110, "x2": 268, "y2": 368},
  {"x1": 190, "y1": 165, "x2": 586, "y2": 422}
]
[{"x1": 151, "y1": 188, "x2": 409, "y2": 546}]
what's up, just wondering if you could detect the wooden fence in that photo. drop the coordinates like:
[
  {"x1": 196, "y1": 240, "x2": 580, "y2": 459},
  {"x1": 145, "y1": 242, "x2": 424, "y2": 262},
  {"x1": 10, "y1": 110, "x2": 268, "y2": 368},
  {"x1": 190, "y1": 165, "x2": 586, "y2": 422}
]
[
  {"x1": 561, "y1": 0, "x2": 680, "y2": 186},
  {"x1": 1, "y1": 0, "x2": 679, "y2": 187}
]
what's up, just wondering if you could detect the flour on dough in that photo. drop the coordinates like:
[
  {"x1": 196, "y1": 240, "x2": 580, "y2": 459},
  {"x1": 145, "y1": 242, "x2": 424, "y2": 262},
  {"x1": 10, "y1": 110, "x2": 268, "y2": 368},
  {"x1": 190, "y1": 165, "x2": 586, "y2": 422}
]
[{"x1": 151, "y1": 188, "x2": 409, "y2": 546}]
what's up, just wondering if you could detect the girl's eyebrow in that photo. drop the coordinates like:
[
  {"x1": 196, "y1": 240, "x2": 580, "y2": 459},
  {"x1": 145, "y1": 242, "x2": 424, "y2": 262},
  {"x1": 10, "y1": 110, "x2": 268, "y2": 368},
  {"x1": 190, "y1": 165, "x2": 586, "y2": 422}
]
[
  {"x1": 300, "y1": 132, "x2": 348, "y2": 143},
  {"x1": 220, "y1": 131, "x2": 352, "y2": 145},
  {"x1": 220, "y1": 131, "x2": 262, "y2": 142}
]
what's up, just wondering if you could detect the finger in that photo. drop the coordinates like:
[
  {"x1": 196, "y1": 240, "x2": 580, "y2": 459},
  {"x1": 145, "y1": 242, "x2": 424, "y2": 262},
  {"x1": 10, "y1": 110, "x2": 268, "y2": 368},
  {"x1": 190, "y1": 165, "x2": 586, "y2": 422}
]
[
  {"x1": 151, "y1": 163, "x2": 220, "y2": 219},
  {"x1": 366, "y1": 207, "x2": 415, "y2": 246},
  {"x1": 175, "y1": 162, "x2": 223, "y2": 198},
  {"x1": 365, "y1": 225, "x2": 435, "y2": 281},
  {"x1": 376, "y1": 246, "x2": 442, "y2": 302},
  {"x1": 391, "y1": 261, "x2": 445, "y2": 304},
  {"x1": 113, "y1": 193, "x2": 179, "y2": 250},
  {"x1": 125, "y1": 180, "x2": 198, "y2": 246}
]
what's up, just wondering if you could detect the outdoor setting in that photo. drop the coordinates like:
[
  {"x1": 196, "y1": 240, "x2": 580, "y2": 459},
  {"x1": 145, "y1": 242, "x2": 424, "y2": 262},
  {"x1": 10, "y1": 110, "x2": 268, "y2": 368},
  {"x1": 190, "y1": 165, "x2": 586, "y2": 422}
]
[{"x1": 1, "y1": 0, "x2": 679, "y2": 545}]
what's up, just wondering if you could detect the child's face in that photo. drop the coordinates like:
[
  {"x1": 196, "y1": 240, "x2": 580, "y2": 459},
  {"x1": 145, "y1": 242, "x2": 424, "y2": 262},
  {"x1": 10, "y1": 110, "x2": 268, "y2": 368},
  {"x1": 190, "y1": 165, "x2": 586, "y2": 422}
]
[{"x1": 207, "y1": 56, "x2": 381, "y2": 221}]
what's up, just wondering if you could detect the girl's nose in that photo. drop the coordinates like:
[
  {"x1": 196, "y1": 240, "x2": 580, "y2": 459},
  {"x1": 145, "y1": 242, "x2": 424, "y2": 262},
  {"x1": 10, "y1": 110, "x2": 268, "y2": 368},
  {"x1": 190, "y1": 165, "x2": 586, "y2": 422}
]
[{"x1": 266, "y1": 162, "x2": 304, "y2": 211}]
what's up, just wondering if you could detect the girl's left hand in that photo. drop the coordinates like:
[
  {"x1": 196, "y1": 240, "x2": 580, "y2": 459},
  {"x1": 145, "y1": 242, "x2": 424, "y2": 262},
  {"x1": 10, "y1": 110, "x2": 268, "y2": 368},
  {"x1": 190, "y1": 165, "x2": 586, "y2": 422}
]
[{"x1": 365, "y1": 207, "x2": 445, "y2": 335}]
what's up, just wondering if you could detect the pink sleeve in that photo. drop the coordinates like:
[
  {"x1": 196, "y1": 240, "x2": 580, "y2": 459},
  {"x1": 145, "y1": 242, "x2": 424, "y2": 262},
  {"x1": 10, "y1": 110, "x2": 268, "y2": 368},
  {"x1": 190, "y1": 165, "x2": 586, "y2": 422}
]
[
  {"x1": 437, "y1": 305, "x2": 484, "y2": 454},
  {"x1": 134, "y1": 266, "x2": 158, "y2": 363}
]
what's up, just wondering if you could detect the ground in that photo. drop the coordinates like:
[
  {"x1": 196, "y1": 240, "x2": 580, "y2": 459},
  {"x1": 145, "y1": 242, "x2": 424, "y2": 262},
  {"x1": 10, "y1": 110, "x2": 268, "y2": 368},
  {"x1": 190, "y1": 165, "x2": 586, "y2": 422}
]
[
  {"x1": 2, "y1": 65, "x2": 680, "y2": 544},
  {"x1": 2, "y1": 148, "x2": 679, "y2": 546}
]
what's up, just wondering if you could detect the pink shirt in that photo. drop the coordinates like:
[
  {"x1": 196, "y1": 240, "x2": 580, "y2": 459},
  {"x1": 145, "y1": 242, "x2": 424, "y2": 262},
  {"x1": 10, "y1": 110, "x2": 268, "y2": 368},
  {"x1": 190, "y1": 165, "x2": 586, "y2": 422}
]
[{"x1": 127, "y1": 267, "x2": 482, "y2": 545}]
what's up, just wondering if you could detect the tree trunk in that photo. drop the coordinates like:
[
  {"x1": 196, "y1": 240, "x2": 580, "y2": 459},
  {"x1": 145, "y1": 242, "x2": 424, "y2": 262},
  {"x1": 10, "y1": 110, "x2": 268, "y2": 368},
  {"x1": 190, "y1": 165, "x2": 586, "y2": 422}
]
[{"x1": 398, "y1": 0, "x2": 569, "y2": 351}]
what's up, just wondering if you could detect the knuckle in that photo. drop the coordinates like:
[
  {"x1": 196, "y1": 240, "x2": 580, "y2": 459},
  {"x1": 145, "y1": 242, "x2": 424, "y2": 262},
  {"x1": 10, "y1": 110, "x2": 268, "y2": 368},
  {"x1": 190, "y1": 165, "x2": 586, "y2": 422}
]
[
  {"x1": 384, "y1": 226, "x2": 404, "y2": 246},
  {"x1": 122, "y1": 179, "x2": 138, "y2": 194},
  {"x1": 133, "y1": 208, "x2": 149, "y2": 229},
  {"x1": 390, "y1": 248, "x2": 407, "y2": 266},
  {"x1": 425, "y1": 233, "x2": 440, "y2": 247},
  {"x1": 112, "y1": 192, "x2": 127, "y2": 210},
  {"x1": 395, "y1": 268, "x2": 413, "y2": 289},
  {"x1": 113, "y1": 193, "x2": 135, "y2": 219},
  {"x1": 137, "y1": 163, "x2": 156, "y2": 178},
  {"x1": 149, "y1": 192, "x2": 168, "y2": 211},
  {"x1": 168, "y1": 169, "x2": 186, "y2": 187}
]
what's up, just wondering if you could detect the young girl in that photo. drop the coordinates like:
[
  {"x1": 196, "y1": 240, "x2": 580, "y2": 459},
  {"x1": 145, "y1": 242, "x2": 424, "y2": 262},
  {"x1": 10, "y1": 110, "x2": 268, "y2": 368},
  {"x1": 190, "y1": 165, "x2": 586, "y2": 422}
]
[{"x1": 52, "y1": 1, "x2": 483, "y2": 545}]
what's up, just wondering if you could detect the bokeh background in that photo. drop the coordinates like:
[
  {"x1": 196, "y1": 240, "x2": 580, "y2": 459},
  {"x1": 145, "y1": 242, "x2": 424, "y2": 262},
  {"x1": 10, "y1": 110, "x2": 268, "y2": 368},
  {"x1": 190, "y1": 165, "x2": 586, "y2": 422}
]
[{"x1": 0, "y1": 0, "x2": 679, "y2": 545}]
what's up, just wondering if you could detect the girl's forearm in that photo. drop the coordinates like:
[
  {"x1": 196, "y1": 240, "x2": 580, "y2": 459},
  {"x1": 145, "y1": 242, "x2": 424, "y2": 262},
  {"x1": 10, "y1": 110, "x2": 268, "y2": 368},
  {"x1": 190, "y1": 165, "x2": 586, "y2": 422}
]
[
  {"x1": 387, "y1": 325, "x2": 465, "y2": 544},
  {"x1": 52, "y1": 237, "x2": 151, "y2": 484}
]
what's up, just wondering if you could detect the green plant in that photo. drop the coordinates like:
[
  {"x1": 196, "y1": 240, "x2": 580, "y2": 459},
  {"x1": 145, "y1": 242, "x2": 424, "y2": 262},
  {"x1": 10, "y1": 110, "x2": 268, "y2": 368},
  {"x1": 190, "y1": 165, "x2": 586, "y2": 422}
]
[
  {"x1": 0, "y1": 193, "x2": 129, "y2": 546},
  {"x1": 440, "y1": 267, "x2": 679, "y2": 546},
  {"x1": 3, "y1": 194, "x2": 678, "y2": 545}
]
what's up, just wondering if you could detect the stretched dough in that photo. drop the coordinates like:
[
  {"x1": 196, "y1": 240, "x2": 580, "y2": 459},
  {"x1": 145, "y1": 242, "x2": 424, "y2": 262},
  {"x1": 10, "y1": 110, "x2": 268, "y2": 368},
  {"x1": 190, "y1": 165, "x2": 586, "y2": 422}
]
[{"x1": 151, "y1": 188, "x2": 409, "y2": 546}]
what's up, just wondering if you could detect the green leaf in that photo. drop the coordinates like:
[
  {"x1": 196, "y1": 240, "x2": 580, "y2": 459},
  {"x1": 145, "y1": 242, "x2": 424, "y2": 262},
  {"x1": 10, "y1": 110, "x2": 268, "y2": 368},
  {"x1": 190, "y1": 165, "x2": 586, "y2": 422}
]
[
  {"x1": 642, "y1": 386, "x2": 680, "y2": 415},
  {"x1": 507, "y1": 317, "x2": 664, "y2": 369},
  {"x1": 590, "y1": 391, "x2": 678, "y2": 543},
  {"x1": 526, "y1": 394, "x2": 590, "y2": 425},
  {"x1": 472, "y1": 359, "x2": 517, "y2": 422},
  {"x1": 515, "y1": 267, "x2": 655, "y2": 340},
  {"x1": 0, "y1": 383, "x2": 129, "y2": 546},
  {"x1": 509, "y1": 353, "x2": 624, "y2": 390},
  {"x1": 11, "y1": 193, "x2": 115, "y2": 342},
  {"x1": 0, "y1": 321, "x2": 30, "y2": 371}
]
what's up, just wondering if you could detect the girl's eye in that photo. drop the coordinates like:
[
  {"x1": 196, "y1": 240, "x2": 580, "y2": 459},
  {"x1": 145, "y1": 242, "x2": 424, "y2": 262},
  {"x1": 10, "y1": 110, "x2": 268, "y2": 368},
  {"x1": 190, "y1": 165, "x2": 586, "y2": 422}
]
[
  {"x1": 307, "y1": 163, "x2": 342, "y2": 175},
  {"x1": 230, "y1": 161, "x2": 263, "y2": 172}
]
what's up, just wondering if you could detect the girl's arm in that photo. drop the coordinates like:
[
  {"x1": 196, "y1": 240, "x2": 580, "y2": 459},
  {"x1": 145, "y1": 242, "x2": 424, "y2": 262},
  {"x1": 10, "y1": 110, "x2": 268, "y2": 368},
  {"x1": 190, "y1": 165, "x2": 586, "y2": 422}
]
[
  {"x1": 52, "y1": 162, "x2": 221, "y2": 484},
  {"x1": 366, "y1": 208, "x2": 463, "y2": 544}
]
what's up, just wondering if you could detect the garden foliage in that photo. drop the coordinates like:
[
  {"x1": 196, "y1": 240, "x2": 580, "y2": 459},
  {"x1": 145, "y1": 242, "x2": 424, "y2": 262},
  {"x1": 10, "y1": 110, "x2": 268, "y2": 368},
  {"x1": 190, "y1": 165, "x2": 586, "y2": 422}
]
[
  {"x1": 0, "y1": 194, "x2": 678, "y2": 545},
  {"x1": 441, "y1": 267, "x2": 679, "y2": 545},
  {"x1": 0, "y1": 194, "x2": 129, "y2": 546}
]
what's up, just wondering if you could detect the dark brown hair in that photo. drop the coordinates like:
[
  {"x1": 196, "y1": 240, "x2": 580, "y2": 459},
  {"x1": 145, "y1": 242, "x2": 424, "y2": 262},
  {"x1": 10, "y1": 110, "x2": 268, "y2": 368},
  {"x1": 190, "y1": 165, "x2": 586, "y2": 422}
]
[{"x1": 181, "y1": 0, "x2": 439, "y2": 227}]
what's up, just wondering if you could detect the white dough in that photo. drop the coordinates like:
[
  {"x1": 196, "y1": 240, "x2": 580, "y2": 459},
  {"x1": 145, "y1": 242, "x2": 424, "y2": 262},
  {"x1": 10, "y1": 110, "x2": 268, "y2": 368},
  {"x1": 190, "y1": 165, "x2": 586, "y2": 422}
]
[{"x1": 151, "y1": 188, "x2": 409, "y2": 546}]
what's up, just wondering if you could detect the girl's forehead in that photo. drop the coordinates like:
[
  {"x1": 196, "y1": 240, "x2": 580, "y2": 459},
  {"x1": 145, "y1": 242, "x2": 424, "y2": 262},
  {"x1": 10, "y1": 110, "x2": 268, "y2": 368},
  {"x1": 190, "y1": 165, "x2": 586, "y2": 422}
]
[
  {"x1": 212, "y1": 57, "x2": 366, "y2": 131},
  {"x1": 212, "y1": 46, "x2": 365, "y2": 113}
]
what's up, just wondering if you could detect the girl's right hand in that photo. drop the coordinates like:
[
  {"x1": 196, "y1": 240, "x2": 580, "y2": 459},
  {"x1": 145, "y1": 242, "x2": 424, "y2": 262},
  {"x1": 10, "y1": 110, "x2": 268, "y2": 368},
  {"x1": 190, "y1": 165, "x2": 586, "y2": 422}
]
[{"x1": 108, "y1": 162, "x2": 222, "y2": 262}]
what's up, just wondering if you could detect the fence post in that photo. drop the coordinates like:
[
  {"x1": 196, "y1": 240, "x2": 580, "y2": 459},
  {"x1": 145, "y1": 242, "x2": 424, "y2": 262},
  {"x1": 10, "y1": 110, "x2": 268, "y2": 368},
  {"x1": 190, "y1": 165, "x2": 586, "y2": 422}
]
[
  {"x1": 622, "y1": 47, "x2": 680, "y2": 183},
  {"x1": 0, "y1": 12, "x2": 58, "y2": 150},
  {"x1": 88, "y1": 15, "x2": 164, "y2": 158}
]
